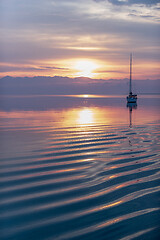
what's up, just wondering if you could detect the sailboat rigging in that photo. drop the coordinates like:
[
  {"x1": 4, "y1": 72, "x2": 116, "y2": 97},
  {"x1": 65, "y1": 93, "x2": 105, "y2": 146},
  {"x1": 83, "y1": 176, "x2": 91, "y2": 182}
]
[{"x1": 127, "y1": 54, "x2": 137, "y2": 103}]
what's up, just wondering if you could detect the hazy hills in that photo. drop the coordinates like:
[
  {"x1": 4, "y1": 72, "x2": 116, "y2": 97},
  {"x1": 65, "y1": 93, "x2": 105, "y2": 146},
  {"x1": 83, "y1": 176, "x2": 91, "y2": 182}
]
[{"x1": 0, "y1": 76, "x2": 159, "y2": 95}]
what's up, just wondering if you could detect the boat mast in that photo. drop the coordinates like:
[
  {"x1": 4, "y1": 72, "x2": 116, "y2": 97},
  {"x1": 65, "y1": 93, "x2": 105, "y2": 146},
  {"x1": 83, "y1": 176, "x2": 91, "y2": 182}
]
[{"x1": 129, "y1": 53, "x2": 132, "y2": 94}]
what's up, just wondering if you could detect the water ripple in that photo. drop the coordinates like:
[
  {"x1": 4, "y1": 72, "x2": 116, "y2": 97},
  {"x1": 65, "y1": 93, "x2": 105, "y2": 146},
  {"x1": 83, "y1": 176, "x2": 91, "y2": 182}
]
[{"x1": 0, "y1": 123, "x2": 160, "y2": 240}]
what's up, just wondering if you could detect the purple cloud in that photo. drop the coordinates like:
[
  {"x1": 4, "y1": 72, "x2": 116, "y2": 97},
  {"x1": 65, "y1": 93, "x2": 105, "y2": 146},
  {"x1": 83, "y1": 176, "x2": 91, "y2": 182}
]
[{"x1": 95, "y1": 0, "x2": 160, "y2": 6}]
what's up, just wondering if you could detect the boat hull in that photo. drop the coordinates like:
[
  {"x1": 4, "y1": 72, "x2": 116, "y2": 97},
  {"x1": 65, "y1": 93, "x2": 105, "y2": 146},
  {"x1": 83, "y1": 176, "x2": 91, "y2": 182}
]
[{"x1": 127, "y1": 96, "x2": 137, "y2": 103}]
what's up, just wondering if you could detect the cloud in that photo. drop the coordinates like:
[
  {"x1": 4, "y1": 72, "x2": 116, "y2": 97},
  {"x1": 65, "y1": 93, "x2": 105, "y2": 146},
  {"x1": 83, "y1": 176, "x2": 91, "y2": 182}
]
[
  {"x1": 0, "y1": 65, "x2": 69, "y2": 73},
  {"x1": 0, "y1": 0, "x2": 159, "y2": 79},
  {"x1": 128, "y1": 0, "x2": 160, "y2": 6},
  {"x1": 95, "y1": 0, "x2": 160, "y2": 6}
]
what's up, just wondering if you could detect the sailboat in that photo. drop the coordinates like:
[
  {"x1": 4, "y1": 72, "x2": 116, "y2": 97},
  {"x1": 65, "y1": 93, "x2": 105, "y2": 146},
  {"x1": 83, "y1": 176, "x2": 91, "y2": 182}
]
[{"x1": 127, "y1": 54, "x2": 137, "y2": 103}]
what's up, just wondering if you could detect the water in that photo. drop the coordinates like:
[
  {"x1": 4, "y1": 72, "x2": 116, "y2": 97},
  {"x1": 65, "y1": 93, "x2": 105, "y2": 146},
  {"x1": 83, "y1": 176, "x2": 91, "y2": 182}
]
[{"x1": 0, "y1": 94, "x2": 160, "y2": 240}]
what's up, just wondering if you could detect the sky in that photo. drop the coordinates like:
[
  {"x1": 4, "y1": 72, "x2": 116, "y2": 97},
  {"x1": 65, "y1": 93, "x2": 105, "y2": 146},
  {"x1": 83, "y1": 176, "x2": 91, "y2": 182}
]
[{"x1": 0, "y1": 0, "x2": 160, "y2": 80}]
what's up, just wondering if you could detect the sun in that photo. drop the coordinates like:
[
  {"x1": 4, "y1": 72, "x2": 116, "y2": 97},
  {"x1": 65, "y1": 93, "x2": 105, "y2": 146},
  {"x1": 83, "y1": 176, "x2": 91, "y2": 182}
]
[{"x1": 75, "y1": 60, "x2": 98, "y2": 78}]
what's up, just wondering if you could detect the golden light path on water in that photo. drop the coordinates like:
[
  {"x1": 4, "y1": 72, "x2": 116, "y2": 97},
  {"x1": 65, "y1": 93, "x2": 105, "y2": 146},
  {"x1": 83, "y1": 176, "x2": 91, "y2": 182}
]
[
  {"x1": 0, "y1": 105, "x2": 159, "y2": 129},
  {"x1": 78, "y1": 109, "x2": 94, "y2": 125},
  {"x1": 0, "y1": 107, "x2": 127, "y2": 129}
]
